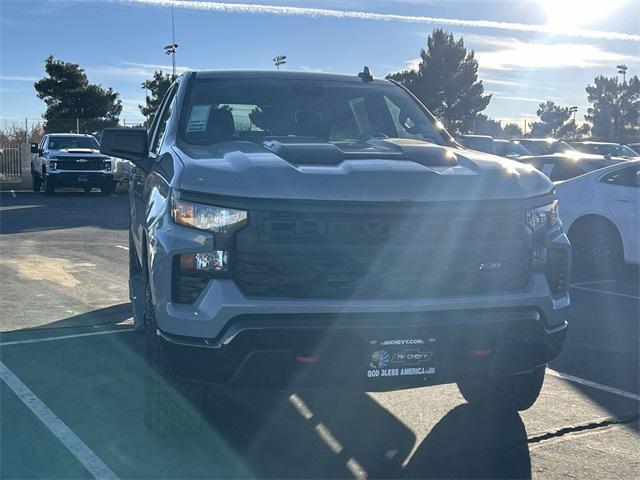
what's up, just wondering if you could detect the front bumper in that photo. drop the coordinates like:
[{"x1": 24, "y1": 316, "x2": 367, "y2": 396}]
[
  {"x1": 47, "y1": 171, "x2": 114, "y2": 187},
  {"x1": 159, "y1": 309, "x2": 567, "y2": 390}
]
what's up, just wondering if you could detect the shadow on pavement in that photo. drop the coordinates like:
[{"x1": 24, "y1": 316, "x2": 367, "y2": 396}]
[
  {"x1": 203, "y1": 388, "x2": 530, "y2": 479},
  {"x1": 0, "y1": 191, "x2": 129, "y2": 234},
  {"x1": 404, "y1": 405, "x2": 530, "y2": 479},
  {"x1": 1, "y1": 303, "x2": 132, "y2": 335}
]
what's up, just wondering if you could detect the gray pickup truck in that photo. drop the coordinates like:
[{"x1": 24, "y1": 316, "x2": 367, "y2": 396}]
[
  {"x1": 101, "y1": 70, "x2": 570, "y2": 432},
  {"x1": 31, "y1": 133, "x2": 115, "y2": 195}
]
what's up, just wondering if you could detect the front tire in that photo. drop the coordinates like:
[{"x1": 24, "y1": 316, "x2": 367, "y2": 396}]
[
  {"x1": 457, "y1": 366, "x2": 546, "y2": 412},
  {"x1": 43, "y1": 174, "x2": 55, "y2": 196},
  {"x1": 32, "y1": 169, "x2": 41, "y2": 192},
  {"x1": 101, "y1": 181, "x2": 115, "y2": 196},
  {"x1": 570, "y1": 219, "x2": 623, "y2": 278},
  {"x1": 143, "y1": 281, "x2": 206, "y2": 434}
]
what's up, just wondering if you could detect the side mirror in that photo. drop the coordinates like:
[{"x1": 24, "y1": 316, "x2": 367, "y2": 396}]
[
  {"x1": 100, "y1": 128, "x2": 150, "y2": 170},
  {"x1": 604, "y1": 153, "x2": 612, "y2": 160},
  {"x1": 30, "y1": 143, "x2": 39, "y2": 154}
]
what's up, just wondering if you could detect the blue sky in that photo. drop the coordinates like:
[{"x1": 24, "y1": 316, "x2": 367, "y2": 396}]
[{"x1": 1, "y1": 0, "x2": 638, "y2": 130}]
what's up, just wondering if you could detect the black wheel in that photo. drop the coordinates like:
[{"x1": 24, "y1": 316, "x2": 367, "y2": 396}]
[
  {"x1": 84, "y1": 186, "x2": 92, "y2": 193},
  {"x1": 32, "y1": 170, "x2": 41, "y2": 192},
  {"x1": 143, "y1": 280, "x2": 206, "y2": 434},
  {"x1": 457, "y1": 366, "x2": 546, "y2": 412},
  {"x1": 570, "y1": 218, "x2": 623, "y2": 278},
  {"x1": 43, "y1": 174, "x2": 55, "y2": 196},
  {"x1": 101, "y1": 182, "x2": 115, "y2": 196}
]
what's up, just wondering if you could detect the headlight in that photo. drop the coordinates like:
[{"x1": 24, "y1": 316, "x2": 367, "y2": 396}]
[
  {"x1": 526, "y1": 201, "x2": 559, "y2": 232},
  {"x1": 171, "y1": 198, "x2": 247, "y2": 233},
  {"x1": 49, "y1": 161, "x2": 58, "y2": 170}
]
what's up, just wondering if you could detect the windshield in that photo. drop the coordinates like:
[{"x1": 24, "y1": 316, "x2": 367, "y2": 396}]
[
  {"x1": 496, "y1": 141, "x2": 531, "y2": 157},
  {"x1": 48, "y1": 136, "x2": 99, "y2": 150},
  {"x1": 520, "y1": 140, "x2": 574, "y2": 155},
  {"x1": 573, "y1": 143, "x2": 638, "y2": 158},
  {"x1": 180, "y1": 78, "x2": 449, "y2": 149}
]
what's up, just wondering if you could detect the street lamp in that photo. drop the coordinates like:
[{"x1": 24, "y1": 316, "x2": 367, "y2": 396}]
[
  {"x1": 164, "y1": 43, "x2": 179, "y2": 77},
  {"x1": 273, "y1": 55, "x2": 287, "y2": 70},
  {"x1": 617, "y1": 64, "x2": 628, "y2": 83},
  {"x1": 569, "y1": 106, "x2": 578, "y2": 123}
]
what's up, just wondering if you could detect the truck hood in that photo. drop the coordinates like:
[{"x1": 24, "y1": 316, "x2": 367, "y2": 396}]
[
  {"x1": 175, "y1": 140, "x2": 553, "y2": 203},
  {"x1": 50, "y1": 148, "x2": 107, "y2": 158}
]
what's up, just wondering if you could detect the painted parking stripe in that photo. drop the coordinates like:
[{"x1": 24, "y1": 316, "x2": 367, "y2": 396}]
[
  {"x1": 570, "y1": 285, "x2": 640, "y2": 300},
  {"x1": 0, "y1": 361, "x2": 119, "y2": 479},
  {"x1": 0, "y1": 328, "x2": 134, "y2": 347},
  {"x1": 114, "y1": 245, "x2": 129, "y2": 251},
  {"x1": 548, "y1": 369, "x2": 640, "y2": 402}
]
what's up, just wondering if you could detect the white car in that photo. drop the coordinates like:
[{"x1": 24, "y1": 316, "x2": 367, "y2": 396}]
[{"x1": 556, "y1": 160, "x2": 639, "y2": 277}]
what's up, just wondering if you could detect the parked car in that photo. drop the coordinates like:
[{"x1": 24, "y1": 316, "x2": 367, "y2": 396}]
[
  {"x1": 494, "y1": 139, "x2": 532, "y2": 159},
  {"x1": 458, "y1": 134, "x2": 496, "y2": 154},
  {"x1": 31, "y1": 133, "x2": 115, "y2": 195},
  {"x1": 569, "y1": 141, "x2": 639, "y2": 159},
  {"x1": 556, "y1": 160, "x2": 639, "y2": 277},
  {"x1": 100, "y1": 70, "x2": 569, "y2": 432},
  {"x1": 627, "y1": 143, "x2": 640, "y2": 155},
  {"x1": 515, "y1": 139, "x2": 575, "y2": 156},
  {"x1": 520, "y1": 152, "x2": 624, "y2": 182}
]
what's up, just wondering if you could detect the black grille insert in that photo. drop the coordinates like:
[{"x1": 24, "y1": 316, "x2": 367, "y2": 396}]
[
  {"x1": 234, "y1": 207, "x2": 533, "y2": 299},
  {"x1": 57, "y1": 159, "x2": 104, "y2": 171}
]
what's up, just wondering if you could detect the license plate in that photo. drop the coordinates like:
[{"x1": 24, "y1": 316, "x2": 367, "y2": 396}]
[
  {"x1": 366, "y1": 336, "x2": 437, "y2": 379},
  {"x1": 77, "y1": 175, "x2": 88, "y2": 182}
]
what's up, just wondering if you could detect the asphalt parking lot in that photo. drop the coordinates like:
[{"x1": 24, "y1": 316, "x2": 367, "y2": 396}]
[{"x1": 1, "y1": 191, "x2": 639, "y2": 479}]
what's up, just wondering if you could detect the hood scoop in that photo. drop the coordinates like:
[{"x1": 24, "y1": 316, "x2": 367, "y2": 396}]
[
  {"x1": 262, "y1": 139, "x2": 344, "y2": 165},
  {"x1": 262, "y1": 137, "x2": 457, "y2": 167},
  {"x1": 62, "y1": 148, "x2": 95, "y2": 154},
  {"x1": 365, "y1": 138, "x2": 458, "y2": 167}
]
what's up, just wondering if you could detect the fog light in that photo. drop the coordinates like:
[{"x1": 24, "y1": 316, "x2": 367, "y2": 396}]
[
  {"x1": 179, "y1": 251, "x2": 228, "y2": 272},
  {"x1": 173, "y1": 251, "x2": 229, "y2": 304}
]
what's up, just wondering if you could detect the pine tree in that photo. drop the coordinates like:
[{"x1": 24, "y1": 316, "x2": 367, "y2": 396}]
[
  {"x1": 139, "y1": 71, "x2": 176, "y2": 126},
  {"x1": 34, "y1": 55, "x2": 122, "y2": 133},
  {"x1": 387, "y1": 28, "x2": 491, "y2": 133}
]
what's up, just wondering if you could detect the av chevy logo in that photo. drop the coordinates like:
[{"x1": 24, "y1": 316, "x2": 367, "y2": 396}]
[{"x1": 391, "y1": 349, "x2": 433, "y2": 365}]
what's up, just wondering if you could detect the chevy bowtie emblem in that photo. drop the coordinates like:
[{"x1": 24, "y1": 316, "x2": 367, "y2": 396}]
[{"x1": 77, "y1": 158, "x2": 88, "y2": 163}]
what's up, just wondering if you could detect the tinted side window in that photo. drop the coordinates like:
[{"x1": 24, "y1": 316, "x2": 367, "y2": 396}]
[
  {"x1": 601, "y1": 165, "x2": 640, "y2": 187},
  {"x1": 550, "y1": 161, "x2": 585, "y2": 181},
  {"x1": 150, "y1": 84, "x2": 178, "y2": 155}
]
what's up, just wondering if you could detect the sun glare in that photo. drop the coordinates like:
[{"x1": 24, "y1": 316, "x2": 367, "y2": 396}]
[{"x1": 539, "y1": 0, "x2": 627, "y2": 29}]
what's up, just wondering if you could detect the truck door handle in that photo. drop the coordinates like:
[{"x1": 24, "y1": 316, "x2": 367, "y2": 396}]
[{"x1": 615, "y1": 197, "x2": 634, "y2": 203}]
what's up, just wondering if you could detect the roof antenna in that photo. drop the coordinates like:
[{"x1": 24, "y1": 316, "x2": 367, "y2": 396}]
[{"x1": 358, "y1": 66, "x2": 374, "y2": 82}]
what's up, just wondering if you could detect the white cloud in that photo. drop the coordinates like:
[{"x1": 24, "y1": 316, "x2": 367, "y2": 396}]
[
  {"x1": 0, "y1": 75, "x2": 37, "y2": 82},
  {"x1": 475, "y1": 37, "x2": 635, "y2": 70},
  {"x1": 491, "y1": 94, "x2": 559, "y2": 103},
  {"x1": 89, "y1": 62, "x2": 193, "y2": 79},
  {"x1": 97, "y1": 0, "x2": 640, "y2": 42}
]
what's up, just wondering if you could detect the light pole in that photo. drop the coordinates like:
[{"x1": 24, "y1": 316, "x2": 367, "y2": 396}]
[
  {"x1": 617, "y1": 64, "x2": 628, "y2": 83},
  {"x1": 569, "y1": 106, "x2": 578, "y2": 124},
  {"x1": 164, "y1": 6, "x2": 178, "y2": 77},
  {"x1": 273, "y1": 55, "x2": 287, "y2": 70}
]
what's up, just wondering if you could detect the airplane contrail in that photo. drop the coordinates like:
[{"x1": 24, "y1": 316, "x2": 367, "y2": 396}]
[{"x1": 103, "y1": 0, "x2": 640, "y2": 42}]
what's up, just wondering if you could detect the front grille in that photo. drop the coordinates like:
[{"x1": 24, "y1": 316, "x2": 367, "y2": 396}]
[
  {"x1": 57, "y1": 159, "x2": 104, "y2": 171},
  {"x1": 234, "y1": 206, "x2": 533, "y2": 299}
]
